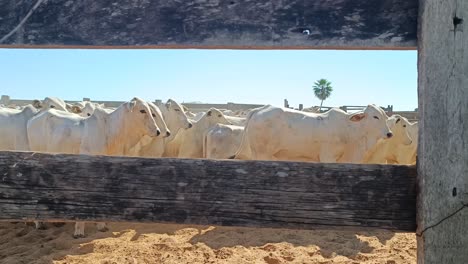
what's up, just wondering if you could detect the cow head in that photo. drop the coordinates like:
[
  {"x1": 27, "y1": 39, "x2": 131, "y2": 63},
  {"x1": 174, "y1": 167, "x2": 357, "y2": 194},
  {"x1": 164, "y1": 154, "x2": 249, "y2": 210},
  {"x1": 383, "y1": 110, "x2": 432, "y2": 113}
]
[
  {"x1": 148, "y1": 102, "x2": 171, "y2": 138},
  {"x1": 387, "y1": 115, "x2": 412, "y2": 145},
  {"x1": 206, "y1": 108, "x2": 232, "y2": 125},
  {"x1": 349, "y1": 104, "x2": 393, "y2": 140},
  {"x1": 42, "y1": 97, "x2": 68, "y2": 112},
  {"x1": 164, "y1": 99, "x2": 193, "y2": 130},
  {"x1": 126, "y1": 97, "x2": 161, "y2": 137},
  {"x1": 82, "y1": 102, "x2": 98, "y2": 117}
]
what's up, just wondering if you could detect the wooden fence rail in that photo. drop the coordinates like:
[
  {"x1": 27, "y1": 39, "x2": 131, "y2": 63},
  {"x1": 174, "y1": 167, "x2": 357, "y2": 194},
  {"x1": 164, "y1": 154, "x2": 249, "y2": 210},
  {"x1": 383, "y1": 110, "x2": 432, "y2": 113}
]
[
  {"x1": 0, "y1": 151, "x2": 416, "y2": 231},
  {"x1": 0, "y1": 0, "x2": 418, "y2": 49}
]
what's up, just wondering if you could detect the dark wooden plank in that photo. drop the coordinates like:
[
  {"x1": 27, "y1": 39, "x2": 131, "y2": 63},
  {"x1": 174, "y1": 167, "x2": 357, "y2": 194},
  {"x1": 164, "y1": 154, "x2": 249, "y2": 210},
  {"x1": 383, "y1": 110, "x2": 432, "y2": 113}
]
[
  {"x1": 0, "y1": 151, "x2": 416, "y2": 231},
  {"x1": 417, "y1": 0, "x2": 468, "y2": 263},
  {"x1": 0, "y1": 0, "x2": 418, "y2": 49}
]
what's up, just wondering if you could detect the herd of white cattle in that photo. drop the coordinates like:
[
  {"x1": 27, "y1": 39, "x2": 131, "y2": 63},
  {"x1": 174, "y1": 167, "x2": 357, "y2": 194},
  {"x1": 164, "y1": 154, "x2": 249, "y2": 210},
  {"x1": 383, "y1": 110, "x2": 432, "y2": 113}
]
[{"x1": 0, "y1": 97, "x2": 418, "y2": 237}]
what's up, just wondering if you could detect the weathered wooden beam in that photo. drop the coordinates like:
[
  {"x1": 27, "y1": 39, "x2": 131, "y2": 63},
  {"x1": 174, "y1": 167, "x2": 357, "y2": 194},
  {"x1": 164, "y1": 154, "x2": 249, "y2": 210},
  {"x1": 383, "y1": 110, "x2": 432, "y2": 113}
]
[
  {"x1": 0, "y1": 151, "x2": 416, "y2": 231},
  {"x1": 417, "y1": 0, "x2": 468, "y2": 263},
  {"x1": 0, "y1": 0, "x2": 418, "y2": 49}
]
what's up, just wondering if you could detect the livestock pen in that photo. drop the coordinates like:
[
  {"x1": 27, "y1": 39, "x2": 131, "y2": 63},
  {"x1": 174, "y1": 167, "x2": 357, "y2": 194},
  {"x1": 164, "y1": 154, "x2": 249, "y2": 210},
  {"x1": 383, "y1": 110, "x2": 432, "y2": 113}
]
[{"x1": 0, "y1": 0, "x2": 466, "y2": 263}]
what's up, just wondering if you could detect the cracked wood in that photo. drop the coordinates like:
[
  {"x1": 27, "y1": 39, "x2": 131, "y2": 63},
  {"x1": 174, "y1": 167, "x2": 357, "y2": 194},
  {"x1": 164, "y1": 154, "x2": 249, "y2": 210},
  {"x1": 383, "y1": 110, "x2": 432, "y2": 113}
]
[
  {"x1": 0, "y1": 0, "x2": 417, "y2": 49},
  {"x1": 0, "y1": 151, "x2": 416, "y2": 231}
]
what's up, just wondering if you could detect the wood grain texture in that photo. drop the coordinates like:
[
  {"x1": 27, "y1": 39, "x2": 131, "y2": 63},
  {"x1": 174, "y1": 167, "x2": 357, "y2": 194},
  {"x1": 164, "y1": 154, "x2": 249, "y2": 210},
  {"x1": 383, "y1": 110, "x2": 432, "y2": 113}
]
[
  {"x1": 417, "y1": 0, "x2": 468, "y2": 263},
  {"x1": 0, "y1": 151, "x2": 416, "y2": 231},
  {"x1": 0, "y1": 0, "x2": 418, "y2": 49}
]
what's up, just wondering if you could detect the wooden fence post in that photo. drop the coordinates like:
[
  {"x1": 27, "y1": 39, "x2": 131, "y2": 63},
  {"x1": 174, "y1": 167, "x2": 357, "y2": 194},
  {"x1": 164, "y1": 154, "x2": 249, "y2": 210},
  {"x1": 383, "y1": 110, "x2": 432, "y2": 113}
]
[{"x1": 417, "y1": 0, "x2": 468, "y2": 263}]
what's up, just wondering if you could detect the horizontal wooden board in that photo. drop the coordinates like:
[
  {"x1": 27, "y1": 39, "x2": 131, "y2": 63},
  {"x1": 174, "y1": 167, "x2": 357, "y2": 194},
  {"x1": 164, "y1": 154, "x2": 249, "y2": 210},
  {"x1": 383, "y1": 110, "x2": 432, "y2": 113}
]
[
  {"x1": 0, "y1": 0, "x2": 417, "y2": 49},
  {"x1": 0, "y1": 151, "x2": 416, "y2": 231}
]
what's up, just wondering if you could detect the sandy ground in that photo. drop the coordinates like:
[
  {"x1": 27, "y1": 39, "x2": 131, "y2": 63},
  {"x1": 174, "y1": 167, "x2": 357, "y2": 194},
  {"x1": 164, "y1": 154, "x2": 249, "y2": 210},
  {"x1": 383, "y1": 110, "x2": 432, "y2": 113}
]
[{"x1": 0, "y1": 222, "x2": 416, "y2": 264}]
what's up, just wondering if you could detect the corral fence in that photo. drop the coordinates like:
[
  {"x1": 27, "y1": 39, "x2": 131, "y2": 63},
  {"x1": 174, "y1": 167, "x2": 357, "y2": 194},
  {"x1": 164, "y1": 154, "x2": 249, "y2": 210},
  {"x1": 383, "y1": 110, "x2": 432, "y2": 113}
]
[
  {"x1": 0, "y1": 0, "x2": 466, "y2": 263},
  {"x1": 286, "y1": 99, "x2": 419, "y2": 122}
]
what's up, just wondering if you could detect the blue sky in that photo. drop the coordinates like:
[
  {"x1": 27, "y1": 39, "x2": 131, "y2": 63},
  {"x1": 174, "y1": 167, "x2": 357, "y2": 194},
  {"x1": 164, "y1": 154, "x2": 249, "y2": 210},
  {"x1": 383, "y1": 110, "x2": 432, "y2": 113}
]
[{"x1": 0, "y1": 49, "x2": 417, "y2": 111}]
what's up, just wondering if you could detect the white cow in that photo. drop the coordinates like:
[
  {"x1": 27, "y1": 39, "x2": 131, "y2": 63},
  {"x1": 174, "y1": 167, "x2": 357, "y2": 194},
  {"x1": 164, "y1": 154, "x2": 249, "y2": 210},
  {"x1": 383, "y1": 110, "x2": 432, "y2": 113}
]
[
  {"x1": 74, "y1": 100, "x2": 170, "y2": 158},
  {"x1": 204, "y1": 124, "x2": 244, "y2": 159},
  {"x1": 156, "y1": 99, "x2": 192, "y2": 141},
  {"x1": 363, "y1": 115, "x2": 413, "y2": 164},
  {"x1": 27, "y1": 109, "x2": 86, "y2": 154},
  {"x1": 78, "y1": 98, "x2": 161, "y2": 155},
  {"x1": 156, "y1": 99, "x2": 193, "y2": 157},
  {"x1": 68, "y1": 101, "x2": 106, "y2": 117},
  {"x1": 33, "y1": 97, "x2": 69, "y2": 112},
  {"x1": 78, "y1": 98, "x2": 160, "y2": 236},
  {"x1": 0, "y1": 105, "x2": 40, "y2": 229},
  {"x1": 0, "y1": 105, "x2": 38, "y2": 151},
  {"x1": 75, "y1": 97, "x2": 161, "y2": 237},
  {"x1": 131, "y1": 102, "x2": 172, "y2": 157},
  {"x1": 177, "y1": 108, "x2": 232, "y2": 158},
  {"x1": 393, "y1": 121, "x2": 418, "y2": 164},
  {"x1": 27, "y1": 109, "x2": 86, "y2": 230},
  {"x1": 232, "y1": 104, "x2": 393, "y2": 163}
]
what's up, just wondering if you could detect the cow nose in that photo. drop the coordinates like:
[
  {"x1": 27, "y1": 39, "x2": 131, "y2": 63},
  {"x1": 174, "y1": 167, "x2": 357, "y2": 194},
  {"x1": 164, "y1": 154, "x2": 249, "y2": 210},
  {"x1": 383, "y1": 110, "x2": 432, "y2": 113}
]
[
  {"x1": 157, "y1": 130, "x2": 161, "y2": 136},
  {"x1": 188, "y1": 123, "x2": 193, "y2": 128},
  {"x1": 387, "y1": 132, "x2": 393, "y2": 138},
  {"x1": 166, "y1": 131, "x2": 171, "y2": 137}
]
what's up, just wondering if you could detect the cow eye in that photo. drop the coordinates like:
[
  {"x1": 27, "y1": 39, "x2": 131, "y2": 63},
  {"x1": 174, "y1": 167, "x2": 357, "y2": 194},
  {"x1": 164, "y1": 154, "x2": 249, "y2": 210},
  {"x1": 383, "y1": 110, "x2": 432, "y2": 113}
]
[
  {"x1": 140, "y1": 110, "x2": 147, "y2": 114},
  {"x1": 403, "y1": 125, "x2": 407, "y2": 127},
  {"x1": 174, "y1": 109, "x2": 180, "y2": 112},
  {"x1": 218, "y1": 114, "x2": 222, "y2": 117},
  {"x1": 87, "y1": 113, "x2": 91, "y2": 116},
  {"x1": 50, "y1": 105, "x2": 55, "y2": 108},
  {"x1": 373, "y1": 116, "x2": 379, "y2": 120},
  {"x1": 152, "y1": 113, "x2": 156, "y2": 117}
]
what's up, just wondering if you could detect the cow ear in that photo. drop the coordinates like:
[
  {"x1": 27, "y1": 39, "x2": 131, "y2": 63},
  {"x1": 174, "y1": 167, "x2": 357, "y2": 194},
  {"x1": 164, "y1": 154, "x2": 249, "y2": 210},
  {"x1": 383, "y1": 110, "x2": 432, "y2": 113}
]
[
  {"x1": 32, "y1": 100, "x2": 42, "y2": 109},
  {"x1": 350, "y1": 113, "x2": 366, "y2": 122},
  {"x1": 127, "y1": 100, "x2": 137, "y2": 112},
  {"x1": 207, "y1": 111, "x2": 212, "y2": 116}
]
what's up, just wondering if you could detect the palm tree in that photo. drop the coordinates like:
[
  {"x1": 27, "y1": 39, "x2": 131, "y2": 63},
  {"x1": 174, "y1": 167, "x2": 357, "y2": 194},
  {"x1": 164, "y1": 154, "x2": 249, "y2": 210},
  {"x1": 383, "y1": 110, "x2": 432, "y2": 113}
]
[{"x1": 313, "y1": 79, "x2": 333, "y2": 112}]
